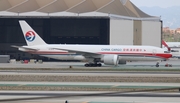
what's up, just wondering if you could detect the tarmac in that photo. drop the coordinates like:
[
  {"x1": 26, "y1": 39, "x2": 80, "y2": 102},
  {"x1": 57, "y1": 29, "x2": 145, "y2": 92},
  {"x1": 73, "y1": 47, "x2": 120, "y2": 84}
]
[
  {"x1": 0, "y1": 59, "x2": 180, "y2": 103},
  {"x1": 0, "y1": 59, "x2": 180, "y2": 69}
]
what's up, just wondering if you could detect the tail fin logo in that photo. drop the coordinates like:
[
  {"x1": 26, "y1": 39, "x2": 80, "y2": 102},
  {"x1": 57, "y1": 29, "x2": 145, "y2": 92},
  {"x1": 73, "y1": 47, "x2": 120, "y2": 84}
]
[{"x1": 25, "y1": 31, "x2": 36, "y2": 42}]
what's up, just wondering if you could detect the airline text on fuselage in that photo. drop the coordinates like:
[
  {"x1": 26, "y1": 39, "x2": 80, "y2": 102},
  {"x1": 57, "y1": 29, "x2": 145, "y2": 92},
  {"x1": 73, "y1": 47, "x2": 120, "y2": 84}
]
[{"x1": 101, "y1": 48, "x2": 122, "y2": 51}]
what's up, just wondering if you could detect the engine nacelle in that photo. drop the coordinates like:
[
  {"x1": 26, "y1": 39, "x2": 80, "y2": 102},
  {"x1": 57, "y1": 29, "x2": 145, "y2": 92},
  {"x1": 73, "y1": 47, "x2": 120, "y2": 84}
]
[{"x1": 103, "y1": 55, "x2": 119, "y2": 65}]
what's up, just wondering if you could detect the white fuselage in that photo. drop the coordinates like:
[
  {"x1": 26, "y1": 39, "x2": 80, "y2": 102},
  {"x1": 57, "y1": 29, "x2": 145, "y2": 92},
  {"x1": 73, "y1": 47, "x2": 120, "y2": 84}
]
[{"x1": 19, "y1": 44, "x2": 171, "y2": 61}]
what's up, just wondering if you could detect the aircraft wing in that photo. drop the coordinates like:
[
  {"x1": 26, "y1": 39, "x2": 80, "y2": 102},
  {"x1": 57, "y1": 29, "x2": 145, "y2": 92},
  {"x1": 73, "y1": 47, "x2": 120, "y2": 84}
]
[
  {"x1": 51, "y1": 48, "x2": 100, "y2": 57},
  {"x1": 11, "y1": 45, "x2": 39, "y2": 51}
]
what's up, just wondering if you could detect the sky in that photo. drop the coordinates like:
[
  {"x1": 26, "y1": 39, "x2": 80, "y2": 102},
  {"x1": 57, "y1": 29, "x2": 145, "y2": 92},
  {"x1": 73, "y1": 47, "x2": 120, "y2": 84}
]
[{"x1": 130, "y1": 0, "x2": 180, "y2": 8}]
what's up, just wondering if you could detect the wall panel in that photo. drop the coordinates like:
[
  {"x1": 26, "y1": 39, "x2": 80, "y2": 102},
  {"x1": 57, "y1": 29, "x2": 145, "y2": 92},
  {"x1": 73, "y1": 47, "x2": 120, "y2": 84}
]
[
  {"x1": 142, "y1": 21, "x2": 161, "y2": 47},
  {"x1": 110, "y1": 19, "x2": 133, "y2": 45}
]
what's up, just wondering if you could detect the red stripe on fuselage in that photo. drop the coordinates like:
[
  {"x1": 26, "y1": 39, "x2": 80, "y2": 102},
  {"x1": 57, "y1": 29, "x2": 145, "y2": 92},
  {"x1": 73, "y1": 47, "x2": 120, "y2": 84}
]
[
  {"x1": 26, "y1": 51, "x2": 172, "y2": 59},
  {"x1": 98, "y1": 52, "x2": 172, "y2": 59}
]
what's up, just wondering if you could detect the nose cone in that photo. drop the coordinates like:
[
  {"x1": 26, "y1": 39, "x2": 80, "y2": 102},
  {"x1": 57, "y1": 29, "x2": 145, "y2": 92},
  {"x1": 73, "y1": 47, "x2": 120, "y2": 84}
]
[
  {"x1": 165, "y1": 53, "x2": 172, "y2": 59},
  {"x1": 163, "y1": 50, "x2": 172, "y2": 59}
]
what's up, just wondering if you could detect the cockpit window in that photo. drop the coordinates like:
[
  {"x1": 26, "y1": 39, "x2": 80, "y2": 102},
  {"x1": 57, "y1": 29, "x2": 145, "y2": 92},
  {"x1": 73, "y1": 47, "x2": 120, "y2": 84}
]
[
  {"x1": 164, "y1": 51, "x2": 170, "y2": 53},
  {"x1": 171, "y1": 50, "x2": 179, "y2": 52}
]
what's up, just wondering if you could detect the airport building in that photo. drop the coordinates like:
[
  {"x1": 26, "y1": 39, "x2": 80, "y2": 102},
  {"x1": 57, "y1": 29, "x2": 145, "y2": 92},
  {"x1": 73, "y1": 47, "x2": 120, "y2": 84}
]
[{"x1": 0, "y1": 0, "x2": 162, "y2": 60}]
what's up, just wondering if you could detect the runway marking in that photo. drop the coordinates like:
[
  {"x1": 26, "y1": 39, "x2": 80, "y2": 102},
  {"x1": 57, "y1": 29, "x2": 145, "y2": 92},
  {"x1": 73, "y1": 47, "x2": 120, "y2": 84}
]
[
  {"x1": 0, "y1": 83, "x2": 179, "y2": 89},
  {"x1": 111, "y1": 85, "x2": 119, "y2": 88},
  {"x1": 18, "y1": 84, "x2": 26, "y2": 86},
  {"x1": 88, "y1": 102, "x2": 132, "y2": 103},
  {"x1": 82, "y1": 101, "x2": 89, "y2": 103}
]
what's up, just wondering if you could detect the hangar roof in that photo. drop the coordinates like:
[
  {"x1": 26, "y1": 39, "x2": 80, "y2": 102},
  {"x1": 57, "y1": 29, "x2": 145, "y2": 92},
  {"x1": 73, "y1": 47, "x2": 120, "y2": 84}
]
[{"x1": 0, "y1": 0, "x2": 160, "y2": 20}]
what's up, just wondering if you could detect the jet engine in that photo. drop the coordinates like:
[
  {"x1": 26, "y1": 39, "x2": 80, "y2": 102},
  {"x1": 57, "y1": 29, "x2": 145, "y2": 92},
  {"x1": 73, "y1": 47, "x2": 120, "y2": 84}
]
[{"x1": 103, "y1": 55, "x2": 119, "y2": 65}]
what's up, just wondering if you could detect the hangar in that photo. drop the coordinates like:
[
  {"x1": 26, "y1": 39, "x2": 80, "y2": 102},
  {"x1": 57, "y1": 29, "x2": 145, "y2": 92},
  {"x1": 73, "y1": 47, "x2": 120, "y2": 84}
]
[{"x1": 0, "y1": 0, "x2": 162, "y2": 60}]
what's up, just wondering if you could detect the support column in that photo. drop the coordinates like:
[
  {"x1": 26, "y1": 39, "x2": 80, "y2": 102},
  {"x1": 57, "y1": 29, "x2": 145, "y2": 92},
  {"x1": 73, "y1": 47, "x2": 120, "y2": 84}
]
[{"x1": 133, "y1": 20, "x2": 142, "y2": 45}]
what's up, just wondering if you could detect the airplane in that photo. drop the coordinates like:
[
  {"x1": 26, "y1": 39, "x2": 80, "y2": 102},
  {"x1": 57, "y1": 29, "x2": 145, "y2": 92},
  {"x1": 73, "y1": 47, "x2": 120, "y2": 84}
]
[
  {"x1": 12, "y1": 20, "x2": 172, "y2": 67},
  {"x1": 162, "y1": 40, "x2": 180, "y2": 59}
]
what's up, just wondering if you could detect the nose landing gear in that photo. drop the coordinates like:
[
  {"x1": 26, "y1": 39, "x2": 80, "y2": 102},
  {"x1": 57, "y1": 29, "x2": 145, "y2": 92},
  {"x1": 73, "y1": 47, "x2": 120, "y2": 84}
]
[{"x1": 156, "y1": 62, "x2": 159, "y2": 67}]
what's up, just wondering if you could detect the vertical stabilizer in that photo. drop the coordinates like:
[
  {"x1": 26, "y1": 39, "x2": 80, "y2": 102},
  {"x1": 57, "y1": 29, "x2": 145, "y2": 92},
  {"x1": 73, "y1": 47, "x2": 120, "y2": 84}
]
[{"x1": 19, "y1": 20, "x2": 47, "y2": 46}]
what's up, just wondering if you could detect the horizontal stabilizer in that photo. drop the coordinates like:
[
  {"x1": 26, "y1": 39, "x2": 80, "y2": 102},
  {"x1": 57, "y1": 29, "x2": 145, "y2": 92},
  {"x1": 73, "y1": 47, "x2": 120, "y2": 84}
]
[{"x1": 11, "y1": 45, "x2": 39, "y2": 51}]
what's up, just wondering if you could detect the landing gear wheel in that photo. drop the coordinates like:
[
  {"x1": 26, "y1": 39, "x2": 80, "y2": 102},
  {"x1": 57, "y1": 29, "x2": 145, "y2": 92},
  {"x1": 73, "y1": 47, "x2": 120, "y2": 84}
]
[
  {"x1": 97, "y1": 63, "x2": 102, "y2": 67},
  {"x1": 156, "y1": 64, "x2": 159, "y2": 67},
  {"x1": 84, "y1": 63, "x2": 102, "y2": 67},
  {"x1": 156, "y1": 62, "x2": 159, "y2": 67},
  {"x1": 90, "y1": 63, "x2": 95, "y2": 67},
  {"x1": 84, "y1": 64, "x2": 89, "y2": 67}
]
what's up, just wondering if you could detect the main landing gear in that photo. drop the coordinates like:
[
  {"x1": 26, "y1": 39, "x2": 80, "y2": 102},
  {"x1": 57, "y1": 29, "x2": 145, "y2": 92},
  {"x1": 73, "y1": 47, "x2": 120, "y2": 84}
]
[
  {"x1": 156, "y1": 62, "x2": 159, "y2": 67},
  {"x1": 84, "y1": 63, "x2": 102, "y2": 67}
]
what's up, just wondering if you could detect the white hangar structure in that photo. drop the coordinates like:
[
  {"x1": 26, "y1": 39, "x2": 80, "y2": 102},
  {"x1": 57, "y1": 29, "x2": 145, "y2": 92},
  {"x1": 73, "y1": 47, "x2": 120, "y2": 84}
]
[{"x1": 0, "y1": 0, "x2": 162, "y2": 59}]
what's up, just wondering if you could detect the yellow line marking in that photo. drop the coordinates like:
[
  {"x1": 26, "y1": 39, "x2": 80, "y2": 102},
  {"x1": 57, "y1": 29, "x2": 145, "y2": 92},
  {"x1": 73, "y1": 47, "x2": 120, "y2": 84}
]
[
  {"x1": 112, "y1": 85, "x2": 119, "y2": 87},
  {"x1": 81, "y1": 101, "x2": 89, "y2": 103}
]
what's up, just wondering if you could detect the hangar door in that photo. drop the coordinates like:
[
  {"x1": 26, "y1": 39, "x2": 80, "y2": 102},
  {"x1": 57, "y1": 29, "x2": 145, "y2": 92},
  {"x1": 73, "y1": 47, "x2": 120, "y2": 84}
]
[
  {"x1": 141, "y1": 21, "x2": 161, "y2": 47},
  {"x1": 110, "y1": 19, "x2": 133, "y2": 45}
]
